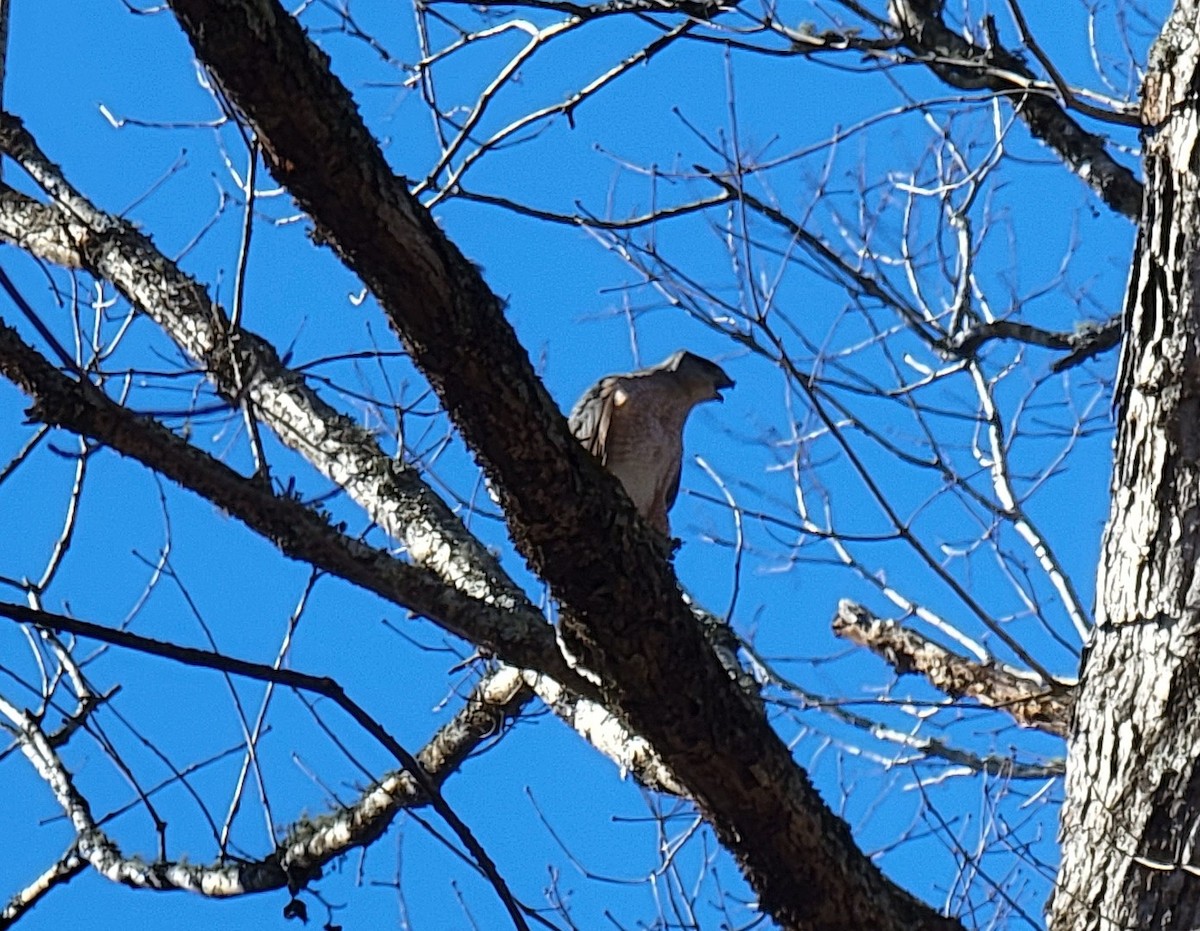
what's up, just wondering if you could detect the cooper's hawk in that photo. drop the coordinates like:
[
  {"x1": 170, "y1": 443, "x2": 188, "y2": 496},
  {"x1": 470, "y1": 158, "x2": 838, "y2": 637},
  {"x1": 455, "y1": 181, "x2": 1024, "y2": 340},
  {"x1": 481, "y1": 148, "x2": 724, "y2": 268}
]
[{"x1": 568, "y1": 350, "x2": 734, "y2": 535}]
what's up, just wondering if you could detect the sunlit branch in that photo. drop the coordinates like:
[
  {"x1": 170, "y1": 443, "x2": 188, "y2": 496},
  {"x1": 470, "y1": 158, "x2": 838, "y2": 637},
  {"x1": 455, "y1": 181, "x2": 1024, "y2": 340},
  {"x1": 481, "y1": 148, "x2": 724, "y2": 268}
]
[
  {"x1": 0, "y1": 847, "x2": 86, "y2": 926},
  {"x1": 527, "y1": 674, "x2": 687, "y2": 796},
  {"x1": 0, "y1": 320, "x2": 586, "y2": 688},
  {"x1": 967, "y1": 361, "x2": 1091, "y2": 641},
  {"x1": 833, "y1": 600, "x2": 1072, "y2": 737},
  {"x1": 0, "y1": 602, "x2": 533, "y2": 929},
  {"x1": 0, "y1": 114, "x2": 538, "y2": 631}
]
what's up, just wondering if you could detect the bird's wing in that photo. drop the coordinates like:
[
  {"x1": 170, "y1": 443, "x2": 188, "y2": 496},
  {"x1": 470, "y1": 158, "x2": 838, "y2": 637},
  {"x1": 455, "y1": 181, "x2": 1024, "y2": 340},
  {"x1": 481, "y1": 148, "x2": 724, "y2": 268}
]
[
  {"x1": 567, "y1": 375, "x2": 621, "y2": 463},
  {"x1": 661, "y1": 456, "x2": 683, "y2": 515}
]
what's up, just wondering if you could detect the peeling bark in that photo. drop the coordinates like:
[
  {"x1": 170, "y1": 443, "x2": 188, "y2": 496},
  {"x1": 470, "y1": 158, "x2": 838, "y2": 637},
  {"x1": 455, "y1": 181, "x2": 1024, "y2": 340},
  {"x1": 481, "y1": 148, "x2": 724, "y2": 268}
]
[{"x1": 833, "y1": 601, "x2": 1072, "y2": 737}]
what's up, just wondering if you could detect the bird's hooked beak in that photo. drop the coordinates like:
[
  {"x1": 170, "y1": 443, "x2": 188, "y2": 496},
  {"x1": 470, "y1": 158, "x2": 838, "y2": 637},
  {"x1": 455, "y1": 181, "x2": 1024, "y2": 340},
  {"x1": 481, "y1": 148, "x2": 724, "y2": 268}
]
[{"x1": 712, "y1": 372, "x2": 735, "y2": 403}]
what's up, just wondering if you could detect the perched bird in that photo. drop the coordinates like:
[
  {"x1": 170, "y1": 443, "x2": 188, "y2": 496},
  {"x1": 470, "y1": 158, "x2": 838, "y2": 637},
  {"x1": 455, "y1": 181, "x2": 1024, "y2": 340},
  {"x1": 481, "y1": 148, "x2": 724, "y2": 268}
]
[{"x1": 568, "y1": 350, "x2": 734, "y2": 535}]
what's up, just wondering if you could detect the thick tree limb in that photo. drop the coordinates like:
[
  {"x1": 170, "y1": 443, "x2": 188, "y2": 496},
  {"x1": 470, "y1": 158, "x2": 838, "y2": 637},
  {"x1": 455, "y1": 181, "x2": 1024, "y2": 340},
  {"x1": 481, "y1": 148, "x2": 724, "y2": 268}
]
[
  {"x1": 833, "y1": 601, "x2": 1072, "y2": 737},
  {"x1": 161, "y1": 0, "x2": 963, "y2": 926},
  {"x1": 0, "y1": 122, "x2": 534, "y2": 640},
  {"x1": 888, "y1": 0, "x2": 1142, "y2": 220},
  {"x1": 0, "y1": 170, "x2": 687, "y2": 801},
  {"x1": 0, "y1": 320, "x2": 585, "y2": 687}
]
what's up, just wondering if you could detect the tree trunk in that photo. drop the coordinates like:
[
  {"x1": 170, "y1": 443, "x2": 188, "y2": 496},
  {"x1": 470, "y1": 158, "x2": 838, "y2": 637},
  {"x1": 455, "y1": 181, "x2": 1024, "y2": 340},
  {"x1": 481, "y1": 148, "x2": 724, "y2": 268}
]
[{"x1": 1052, "y1": 5, "x2": 1200, "y2": 927}]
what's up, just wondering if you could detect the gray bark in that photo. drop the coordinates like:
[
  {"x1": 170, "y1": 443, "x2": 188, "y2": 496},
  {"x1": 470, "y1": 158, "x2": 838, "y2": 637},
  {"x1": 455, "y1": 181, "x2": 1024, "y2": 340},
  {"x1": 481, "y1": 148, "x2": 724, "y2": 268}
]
[{"x1": 1052, "y1": 5, "x2": 1200, "y2": 928}]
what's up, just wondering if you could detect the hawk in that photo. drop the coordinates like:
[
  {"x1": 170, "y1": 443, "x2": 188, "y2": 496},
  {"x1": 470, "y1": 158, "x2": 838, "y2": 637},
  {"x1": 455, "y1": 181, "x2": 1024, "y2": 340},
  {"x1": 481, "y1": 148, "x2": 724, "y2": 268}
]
[{"x1": 568, "y1": 350, "x2": 734, "y2": 535}]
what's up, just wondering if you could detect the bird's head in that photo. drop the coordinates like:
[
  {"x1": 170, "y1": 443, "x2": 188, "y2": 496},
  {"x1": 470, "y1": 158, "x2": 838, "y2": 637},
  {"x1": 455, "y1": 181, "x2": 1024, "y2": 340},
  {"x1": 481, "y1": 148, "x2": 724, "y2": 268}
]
[{"x1": 657, "y1": 350, "x2": 735, "y2": 404}]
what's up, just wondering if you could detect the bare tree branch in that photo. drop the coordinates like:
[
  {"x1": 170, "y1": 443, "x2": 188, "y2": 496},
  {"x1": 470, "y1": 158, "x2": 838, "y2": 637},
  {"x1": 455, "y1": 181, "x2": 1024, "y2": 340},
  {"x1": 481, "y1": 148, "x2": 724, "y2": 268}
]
[
  {"x1": 0, "y1": 118, "x2": 536, "y2": 643},
  {"x1": 1, "y1": 848, "x2": 85, "y2": 928},
  {"x1": 163, "y1": 0, "x2": 964, "y2": 926},
  {"x1": 888, "y1": 0, "x2": 1142, "y2": 219},
  {"x1": 0, "y1": 138, "x2": 699, "y2": 808},
  {"x1": 833, "y1": 601, "x2": 1072, "y2": 737},
  {"x1": 0, "y1": 602, "x2": 532, "y2": 927},
  {"x1": 944, "y1": 315, "x2": 1121, "y2": 367},
  {"x1": 0, "y1": 320, "x2": 583, "y2": 688}
]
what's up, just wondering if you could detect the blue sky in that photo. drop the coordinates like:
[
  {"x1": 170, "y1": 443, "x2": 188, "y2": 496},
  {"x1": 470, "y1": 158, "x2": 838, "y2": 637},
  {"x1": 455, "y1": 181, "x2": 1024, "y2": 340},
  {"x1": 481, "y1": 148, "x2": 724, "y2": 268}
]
[{"x1": 0, "y1": 1, "x2": 1160, "y2": 928}]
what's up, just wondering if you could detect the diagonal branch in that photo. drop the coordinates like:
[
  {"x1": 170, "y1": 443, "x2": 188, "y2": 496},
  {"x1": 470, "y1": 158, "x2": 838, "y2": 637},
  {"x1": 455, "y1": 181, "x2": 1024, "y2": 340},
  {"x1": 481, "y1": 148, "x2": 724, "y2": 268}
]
[
  {"x1": 0, "y1": 319, "x2": 585, "y2": 687},
  {"x1": 0, "y1": 145, "x2": 693, "y2": 803},
  {"x1": 0, "y1": 602, "x2": 533, "y2": 925},
  {"x1": 0, "y1": 121, "x2": 534, "y2": 636},
  {"x1": 1, "y1": 848, "x2": 85, "y2": 927},
  {"x1": 162, "y1": 0, "x2": 963, "y2": 926},
  {"x1": 888, "y1": 0, "x2": 1142, "y2": 220},
  {"x1": 833, "y1": 600, "x2": 1072, "y2": 737}
]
